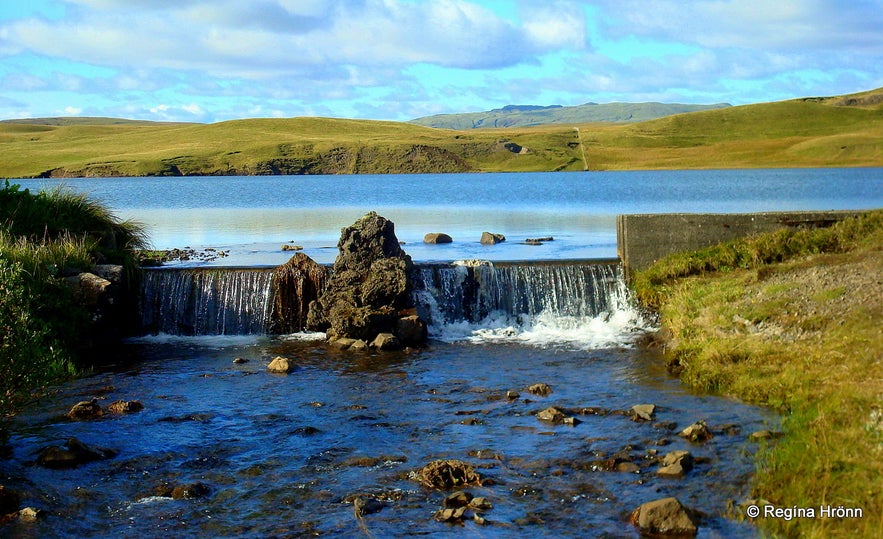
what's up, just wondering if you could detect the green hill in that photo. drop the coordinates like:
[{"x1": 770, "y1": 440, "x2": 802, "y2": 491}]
[
  {"x1": 410, "y1": 102, "x2": 731, "y2": 129},
  {"x1": 1, "y1": 88, "x2": 881, "y2": 178}
]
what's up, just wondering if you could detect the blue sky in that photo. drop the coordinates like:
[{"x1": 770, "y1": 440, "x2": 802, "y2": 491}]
[{"x1": 1, "y1": 0, "x2": 881, "y2": 123}]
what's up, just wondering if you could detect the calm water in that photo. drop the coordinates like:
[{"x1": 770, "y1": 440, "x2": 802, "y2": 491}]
[{"x1": 15, "y1": 168, "x2": 883, "y2": 265}]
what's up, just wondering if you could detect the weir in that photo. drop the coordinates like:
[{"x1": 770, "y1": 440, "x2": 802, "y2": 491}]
[{"x1": 139, "y1": 259, "x2": 630, "y2": 336}]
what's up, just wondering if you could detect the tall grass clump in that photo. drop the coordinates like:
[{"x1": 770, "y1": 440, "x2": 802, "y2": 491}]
[{"x1": 0, "y1": 181, "x2": 147, "y2": 425}]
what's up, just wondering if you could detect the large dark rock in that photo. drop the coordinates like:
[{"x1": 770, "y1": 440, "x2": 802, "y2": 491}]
[
  {"x1": 307, "y1": 212, "x2": 426, "y2": 346},
  {"x1": 271, "y1": 252, "x2": 329, "y2": 333},
  {"x1": 630, "y1": 497, "x2": 699, "y2": 536}
]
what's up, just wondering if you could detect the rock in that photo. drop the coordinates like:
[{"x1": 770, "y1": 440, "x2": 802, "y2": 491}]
[
  {"x1": 92, "y1": 264, "x2": 124, "y2": 284},
  {"x1": 36, "y1": 437, "x2": 117, "y2": 469},
  {"x1": 233, "y1": 357, "x2": 249, "y2": 364},
  {"x1": 506, "y1": 390, "x2": 520, "y2": 400},
  {"x1": 631, "y1": 497, "x2": 699, "y2": 536},
  {"x1": 749, "y1": 430, "x2": 782, "y2": 441},
  {"x1": 0, "y1": 485, "x2": 21, "y2": 515},
  {"x1": 443, "y1": 491, "x2": 473, "y2": 508},
  {"x1": 480, "y1": 232, "x2": 505, "y2": 245},
  {"x1": 349, "y1": 339, "x2": 369, "y2": 350},
  {"x1": 267, "y1": 356, "x2": 295, "y2": 373},
  {"x1": 353, "y1": 496, "x2": 385, "y2": 517},
  {"x1": 67, "y1": 398, "x2": 104, "y2": 420},
  {"x1": 525, "y1": 236, "x2": 554, "y2": 245},
  {"x1": 271, "y1": 252, "x2": 329, "y2": 334},
  {"x1": 527, "y1": 383, "x2": 552, "y2": 397},
  {"x1": 424, "y1": 232, "x2": 453, "y2": 244},
  {"x1": 631, "y1": 404, "x2": 656, "y2": 421},
  {"x1": 171, "y1": 482, "x2": 210, "y2": 500},
  {"x1": 331, "y1": 337, "x2": 357, "y2": 350},
  {"x1": 395, "y1": 314, "x2": 427, "y2": 346},
  {"x1": 537, "y1": 406, "x2": 566, "y2": 424},
  {"x1": 616, "y1": 461, "x2": 640, "y2": 473},
  {"x1": 371, "y1": 332, "x2": 401, "y2": 351},
  {"x1": 657, "y1": 450, "x2": 694, "y2": 477},
  {"x1": 63, "y1": 272, "x2": 112, "y2": 307},
  {"x1": 435, "y1": 506, "x2": 467, "y2": 522},
  {"x1": 679, "y1": 421, "x2": 713, "y2": 442},
  {"x1": 307, "y1": 213, "x2": 425, "y2": 345},
  {"x1": 17, "y1": 507, "x2": 44, "y2": 522},
  {"x1": 453, "y1": 259, "x2": 491, "y2": 267},
  {"x1": 281, "y1": 244, "x2": 303, "y2": 251},
  {"x1": 107, "y1": 400, "x2": 144, "y2": 414},
  {"x1": 416, "y1": 459, "x2": 481, "y2": 489}
]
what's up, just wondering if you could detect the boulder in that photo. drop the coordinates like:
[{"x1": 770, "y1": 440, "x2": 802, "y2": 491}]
[
  {"x1": 307, "y1": 212, "x2": 426, "y2": 345},
  {"x1": 17, "y1": 507, "x2": 44, "y2": 522},
  {"x1": 537, "y1": 406, "x2": 566, "y2": 423},
  {"x1": 631, "y1": 404, "x2": 656, "y2": 421},
  {"x1": 171, "y1": 482, "x2": 211, "y2": 500},
  {"x1": 657, "y1": 450, "x2": 694, "y2": 477},
  {"x1": 480, "y1": 232, "x2": 505, "y2": 245},
  {"x1": 271, "y1": 253, "x2": 329, "y2": 334},
  {"x1": 395, "y1": 314, "x2": 427, "y2": 346},
  {"x1": 630, "y1": 497, "x2": 699, "y2": 536},
  {"x1": 267, "y1": 356, "x2": 295, "y2": 373},
  {"x1": 371, "y1": 332, "x2": 401, "y2": 351},
  {"x1": 107, "y1": 400, "x2": 144, "y2": 414},
  {"x1": 424, "y1": 232, "x2": 453, "y2": 244},
  {"x1": 36, "y1": 437, "x2": 117, "y2": 469},
  {"x1": 527, "y1": 383, "x2": 552, "y2": 397},
  {"x1": 679, "y1": 420, "x2": 713, "y2": 442},
  {"x1": 63, "y1": 272, "x2": 112, "y2": 307},
  {"x1": 67, "y1": 398, "x2": 104, "y2": 420}
]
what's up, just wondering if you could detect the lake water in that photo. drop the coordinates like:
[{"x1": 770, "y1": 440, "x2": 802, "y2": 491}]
[
  {"x1": 3, "y1": 168, "x2": 880, "y2": 537},
  {"x1": 15, "y1": 168, "x2": 883, "y2": 265}
]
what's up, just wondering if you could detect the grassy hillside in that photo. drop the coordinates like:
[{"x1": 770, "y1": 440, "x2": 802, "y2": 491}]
[
  {"x1": 1, "y1": 88, "x2": 882, "y2": 178},
  {"x1": 410, "y1": 102, "x2": 731, "y2": 129}
]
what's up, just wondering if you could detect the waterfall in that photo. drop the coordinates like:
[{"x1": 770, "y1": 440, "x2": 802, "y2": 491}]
[
  {"x1": 411, "y1": 260, "x2": 646, "y2": 347},
  {"x1": 140, "y1": 268, "x2": 276, "y2": 335},
  {"x1": 139, "y1": 260, "x2": 647, "y2": 346}
]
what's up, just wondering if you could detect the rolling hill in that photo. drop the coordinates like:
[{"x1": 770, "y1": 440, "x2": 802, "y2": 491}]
[
  {"x1": 1, "y1": 88, "x2": 881, "y2": 178},
  {"x1": 409, "y1": 102, "x2": 731, "y2": 129}
]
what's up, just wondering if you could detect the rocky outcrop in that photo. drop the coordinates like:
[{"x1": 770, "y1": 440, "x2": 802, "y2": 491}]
[
  {"x1": 271, "y1": 252, "x2": 329, "y2": 333},
  {"x1": 36, "y1": 437, "x2": 117, "y2": 469},
  {"x1": 307, "y1": 212, "x2": 426, "y2": 347}
]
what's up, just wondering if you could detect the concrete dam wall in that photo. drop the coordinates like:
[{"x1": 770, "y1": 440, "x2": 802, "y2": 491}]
[{"x1": 616, "y1": 210, "x2": 867, "y2": 272}]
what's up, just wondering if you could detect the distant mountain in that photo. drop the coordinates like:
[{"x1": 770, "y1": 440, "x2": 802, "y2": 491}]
[
  {"x1": 0, "y1": 117, "x2": 189, "y2": 126},
  {"x1": 410, "y1": 102, "x2": 731, "y2": 129}
]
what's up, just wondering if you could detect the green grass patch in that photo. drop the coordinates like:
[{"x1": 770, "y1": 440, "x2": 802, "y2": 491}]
[{"x1": 633, "y1": 209, "x2": 883, "y2": 538}]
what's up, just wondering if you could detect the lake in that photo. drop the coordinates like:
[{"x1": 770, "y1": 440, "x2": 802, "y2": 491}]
[{"x1": 15, "y1": 168, "x2": 883, "y2": 265}]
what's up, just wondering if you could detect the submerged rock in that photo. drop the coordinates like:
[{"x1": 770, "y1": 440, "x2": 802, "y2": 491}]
[
  {"x1": 67, "y1": 398, "x2": 104, "y2": 420},
  {"x1": 36, "y1": 437, "x2": 117, "y2": 469},
  {"x1": 657, "y1": 450, "x2": 694, "y2": 477},
  {"x1": 527, "y1": 383, "x2": 552, "y2": 397},
  {"x1": 107, "y1": 400, "x2": 144, "y2": 414},
  {"x1": 631, "y1": 404, "x2": 656, "y2": 421},
  {"x1": 630, "y1": 497, "x2": 699, "y2": 536},
  {"x1": 415, "y1": 459, "x2": 482, "y2": 489}
]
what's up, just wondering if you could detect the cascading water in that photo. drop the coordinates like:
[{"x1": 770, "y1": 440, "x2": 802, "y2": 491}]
[
  {"x1": 139, "y1": 260, "x2": 649, "y2": 346},
  {"x1": 412, "y1": 260, "x2": 648, "y2": 347},
  {"x1": 140, "y1": 268, "x2": 276, "y2": 335}
]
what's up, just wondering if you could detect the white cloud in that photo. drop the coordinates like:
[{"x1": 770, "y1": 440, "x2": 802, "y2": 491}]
[{"x1": 63, "y1": 106, "x2": 82, "y2": 114}]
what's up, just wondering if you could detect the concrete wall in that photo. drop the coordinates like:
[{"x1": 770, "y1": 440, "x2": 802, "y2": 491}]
[{"x1": 616, "y1": 210, "x2": 867, "y2": 273}]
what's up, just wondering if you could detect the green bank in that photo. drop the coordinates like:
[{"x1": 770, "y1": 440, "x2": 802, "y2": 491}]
[
  {"x1": 632, "y1": 210, "x2": 883, "y2": 538},
  {"x1": 0, "y1": 181, "x2": 146, "y2": 426},
  {"x1": 1, "y1": 87, "x2": 882, "y2": 178}
]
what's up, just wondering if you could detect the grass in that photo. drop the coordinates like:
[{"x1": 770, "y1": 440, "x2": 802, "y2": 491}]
[
  {"x1": 631, "y1": 210, "x2": 883, "y2": 537},
  {"x1": 0, "y1": 181, "x2": 147, "y2": 427},
  {"x1": 1, "y1": 88, "x2": 882, "y2": 177}
]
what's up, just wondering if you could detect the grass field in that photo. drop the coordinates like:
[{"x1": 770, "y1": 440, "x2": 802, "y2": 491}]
[{"x1": 1, "y1": 88, "x2": 881, "y2": 178}]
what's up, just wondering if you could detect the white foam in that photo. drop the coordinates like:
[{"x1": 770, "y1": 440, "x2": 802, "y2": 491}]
[{"x1": 430, "y1": 305, "x2": 651, "y2": 350}]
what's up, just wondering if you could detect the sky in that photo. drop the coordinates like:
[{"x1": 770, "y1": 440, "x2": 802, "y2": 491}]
[{"x1": 0, "y1": 0, "x2": 881, "y2": 123}]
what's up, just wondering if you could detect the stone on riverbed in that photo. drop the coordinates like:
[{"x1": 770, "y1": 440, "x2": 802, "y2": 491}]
[
  {"x1": 679, "y1": 420, "x2": 713, "y2": 442},
  {"x1": 267, "y1": 356, "x2": 295, "y2": 373},
  {"x1": 415, "y1": 459, "x2": 482, "y2": 489},
  {"x1": 67, "y1": 398, "x2": 104, "y2": 420},
  {"x1": 657, "y1": 450, "x2": 694, "y2": 477},
  {"x1": 630, "y1": 497, "x2": 699, "y2": 536},
  {"x1": 36, "y1": 437, "x2": 117, "y2": 469}
]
